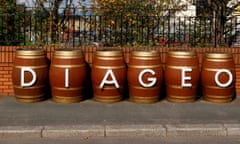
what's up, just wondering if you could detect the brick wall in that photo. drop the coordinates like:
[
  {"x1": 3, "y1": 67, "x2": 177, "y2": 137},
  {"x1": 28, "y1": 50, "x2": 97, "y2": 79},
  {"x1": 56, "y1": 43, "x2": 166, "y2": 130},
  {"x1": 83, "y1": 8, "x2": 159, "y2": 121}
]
[{"x1": 1, "y1": 46, "x2": 240, "y2": 96}]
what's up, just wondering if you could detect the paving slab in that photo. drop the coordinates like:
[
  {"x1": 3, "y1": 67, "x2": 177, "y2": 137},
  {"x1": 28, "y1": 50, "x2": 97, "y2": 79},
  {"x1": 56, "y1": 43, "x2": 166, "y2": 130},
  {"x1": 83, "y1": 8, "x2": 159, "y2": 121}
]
[
  {"x1": 42, "y1": 125, "x2": 104, "y2": 138},
  {"x1": 105, "y1": 124, "x2": 166, "y2": 137},
  {"x1": 166, "y1": 124, "x2": 227, "y2": 136},
  {"x1": 0, "y1": 126, "x2": 42, "y2": 138},
  {"x1": 224, "y1": 124, "x2": 240, "y2": 136}
]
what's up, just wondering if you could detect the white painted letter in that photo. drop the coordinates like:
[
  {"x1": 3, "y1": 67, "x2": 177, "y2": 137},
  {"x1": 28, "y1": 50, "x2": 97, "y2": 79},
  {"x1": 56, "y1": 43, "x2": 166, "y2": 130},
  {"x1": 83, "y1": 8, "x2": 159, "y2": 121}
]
[
  {"x1": 65, "y1": 68, "x2": 69, "y2": 88},
  {"x1": 215, "y1": 69, "x2": 233, "y2": 88},
  {"x1": 100, "y1": 69, "x2": 119, "y2": 89},
  {"x1": 21, "y1": 67, "x2": 37, "y2": 87},
  {"x1": 181, "y1": 68, "x2": 192, "y2": 88},
  {"x1": 138, "y1": 69, "x2": 157, "y2": 88}
]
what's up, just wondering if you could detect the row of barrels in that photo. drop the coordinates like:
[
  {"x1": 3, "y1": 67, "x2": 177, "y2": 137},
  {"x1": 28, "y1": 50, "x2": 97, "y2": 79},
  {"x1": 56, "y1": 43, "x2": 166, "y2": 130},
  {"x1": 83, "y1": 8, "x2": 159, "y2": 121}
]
[{"x1": 12, "y1": 48, "x2": 235, "y2": 104}]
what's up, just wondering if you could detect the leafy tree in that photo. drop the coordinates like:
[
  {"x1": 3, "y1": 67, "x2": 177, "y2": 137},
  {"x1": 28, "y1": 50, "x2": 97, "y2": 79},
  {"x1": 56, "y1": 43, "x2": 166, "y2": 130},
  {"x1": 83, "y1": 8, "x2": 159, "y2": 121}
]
[
  {"x1": 235, "y1": 4, "x2": 240, "y2": 14},
  {"x1": 33, "y1": 0, "x2": 65, "y2": 43},
  {"x1": 97, "y1": 0, "x2": 188, "y2": 16},
  {"x1": 0, "y1": 0, "x2": 21, "y2": 45},
  {"x1": 94, "y1": 0, "x2": 191, "y2": 46},
  {"x1": 197, "y1": 0, "x2": 240, "y2": 47}
]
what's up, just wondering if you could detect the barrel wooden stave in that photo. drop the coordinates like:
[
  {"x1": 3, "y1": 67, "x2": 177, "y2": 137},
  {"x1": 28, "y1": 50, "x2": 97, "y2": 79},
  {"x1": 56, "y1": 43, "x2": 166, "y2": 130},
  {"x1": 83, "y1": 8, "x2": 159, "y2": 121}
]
[
  {"x1": 128, "y1": 50, "x2": 162, "y2": 103},
  {"x1": 12, "y1": 48, "x2": 48, "y2": 103},
  {"x1": 49, "y1": 49, "x2": 87, "y2": 103},
  {"x1": 201, "y1": 52, "x2": 235, "y2": 103},
  {"x1": 165, "y1": 50, "x2": 200, "y2": 103},
  {"x1": 165, "y1": 55, "x2": 199, "y2": 85},
  {"x1": 91, "y1": 50, "x2": 126, "y2": 103}
]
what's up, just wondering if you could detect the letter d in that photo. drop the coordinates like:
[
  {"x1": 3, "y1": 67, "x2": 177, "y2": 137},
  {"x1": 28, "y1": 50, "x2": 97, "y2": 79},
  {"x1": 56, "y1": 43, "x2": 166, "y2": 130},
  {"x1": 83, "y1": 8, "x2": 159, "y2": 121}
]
[{"x1": 21, "y1": 67, "x2": 37, "y2": 87}]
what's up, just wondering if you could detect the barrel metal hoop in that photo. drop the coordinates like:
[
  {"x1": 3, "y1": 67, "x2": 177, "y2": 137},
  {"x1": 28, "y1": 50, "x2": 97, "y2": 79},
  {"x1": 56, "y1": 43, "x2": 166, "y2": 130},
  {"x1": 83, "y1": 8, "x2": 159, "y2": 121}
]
[
  {"x1": 203, "y1": 68, "x2": 235, "y2": 72},
  {"x1": 15, "y1": 94, "x2": 45, "y2": 99},
  {"x1": 204, "y1": 58, "x2": 233, "y2": 62},
  {"x1": 204, "y1": 94, "x2": 233, "y2": 98},
  {"x1": 203, "y1": 85, "x2": 234, "y2": 89},
  {"x1": 53, "y1": 56, "x2": 83, "y2": 59},
  {"x1": 52, "y1": 87, "x2": 84, "y2": 91},
  {"x1": 167, "y1": 95, "x2": 195, "y2": 99},
  {"x1": 129, "y1": 85, "x2": 161, "y2": 90},
  {"x1": 128, "y1": 64, "x2": 162, "y2": 69},
  {"x1": 92, "y1": 65, "x2": 126, "y2": 69},
  {"x1": 166, "y1": 65, "x2": 198, "y2": 70},
  {"x1": 16, "y1": 56, "x2": 45, "y2": 59},
  {"x1": 94, "y1": 85, "x2": 123, "y2": 90},
  {"x1": 14, "y1": 65, "x2": 48, "y2": 69},
  {"x1": 94, "y1": 94, "x2": 122, "y2": 99},
  {"x1": 167, "y1": 84, "x2": 197, "y2": 89},
  {"x1": 51, "y1": 64, "x2": 85, "y2": 68},
  {"x1": 52, "y1": 96, "x2": 82, "y2": 103},
  {"x1": 130, "y1": 56, "x2": 161, "y2": 60},
  {"x1": 52, "y1": 96, "x2": 82, "y2": 99},
  {"x1": 14, "y1": 85, "x2": 46, "y2": 89},
  {"x1": 95, "y1": 57, "x2": 123, "y2": 60},
  {"x1": 168, "y1": 55, "x2": 197, "y2": 59},
  {"x1": 130, "y1": 96, "x2": 159, "y2": 99}
]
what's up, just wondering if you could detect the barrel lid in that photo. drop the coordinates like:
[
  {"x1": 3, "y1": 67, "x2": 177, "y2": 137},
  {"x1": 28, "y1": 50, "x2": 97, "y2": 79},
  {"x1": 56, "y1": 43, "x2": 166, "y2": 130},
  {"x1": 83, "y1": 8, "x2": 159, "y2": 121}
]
[
  {"x1": 131, "y1": 50, "x2": 160, "y2": 57},
  {"x1": 95, "y1": 50, "x2": 122, "y2": 56},
  {"x1": 168, "y1": 50, "x2": 196, "y2": 56},
  {"x1": 53, "y1": 49, "x2": 83, "y2": 58},
  {"x1": 204, "y1": 52, "x2": 232, "y2": 59},
  {"x1": 16, "y1": 48, "x2": 45, "y2": 56}
]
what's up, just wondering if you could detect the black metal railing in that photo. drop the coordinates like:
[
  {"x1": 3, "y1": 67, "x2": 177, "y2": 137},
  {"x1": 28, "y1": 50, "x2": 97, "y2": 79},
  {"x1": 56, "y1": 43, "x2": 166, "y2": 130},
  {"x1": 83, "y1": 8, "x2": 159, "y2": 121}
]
[{"x1": 0, "y1": 6, "x2": 239, "y2": 47}]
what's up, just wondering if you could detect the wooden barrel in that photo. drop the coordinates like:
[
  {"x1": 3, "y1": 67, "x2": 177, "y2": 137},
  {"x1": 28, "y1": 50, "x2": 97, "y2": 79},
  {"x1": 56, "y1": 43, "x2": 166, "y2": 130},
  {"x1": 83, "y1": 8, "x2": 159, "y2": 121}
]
[
  {"x1": 91, "y1": 50, "x2": 127, "y2": 103},
  {"x1": 165, "y1": 50, "x2": 200, "y2": 102},
  {"x1": 12, "y1": 48, "x2": 49, "y2": 103},
  {"x1": 128, "y1": 50, "x2": 163, "y2": 103},
  {"x1": 201, "y1": 52, "x2": 235, "y2": 103},
  {"x1": 49, "y1": 49, "x2": 87, "y2": 103}
]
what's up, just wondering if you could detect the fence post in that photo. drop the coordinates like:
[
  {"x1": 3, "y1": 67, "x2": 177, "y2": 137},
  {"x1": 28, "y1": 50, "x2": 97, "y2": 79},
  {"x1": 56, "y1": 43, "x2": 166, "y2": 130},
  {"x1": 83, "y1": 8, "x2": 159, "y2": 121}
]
[{"x1": 23, "y1": 6, "x2": 26, "y2": 46}]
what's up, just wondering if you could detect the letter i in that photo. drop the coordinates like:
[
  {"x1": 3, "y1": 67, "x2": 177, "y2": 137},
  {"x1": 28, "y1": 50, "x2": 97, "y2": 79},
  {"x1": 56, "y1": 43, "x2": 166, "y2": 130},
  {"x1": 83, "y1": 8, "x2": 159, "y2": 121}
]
[{"x1": 65, "y1": 68, "x2": 69, "y2": 88}]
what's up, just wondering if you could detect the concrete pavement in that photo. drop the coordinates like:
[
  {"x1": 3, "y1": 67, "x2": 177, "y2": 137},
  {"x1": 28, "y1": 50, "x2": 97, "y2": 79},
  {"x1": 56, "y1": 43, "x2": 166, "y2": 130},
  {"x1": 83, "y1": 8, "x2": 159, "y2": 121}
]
[{"x1": 0, "y1": 96, "x2": 240, "y2": 138}]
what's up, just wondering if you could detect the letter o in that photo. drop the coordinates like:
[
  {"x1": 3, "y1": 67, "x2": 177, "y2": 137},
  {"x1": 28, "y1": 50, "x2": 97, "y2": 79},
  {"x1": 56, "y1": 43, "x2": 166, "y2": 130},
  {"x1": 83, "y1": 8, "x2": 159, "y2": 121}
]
[{"x1": 215, "y1": 69, "x2": 233, "y2": 88}]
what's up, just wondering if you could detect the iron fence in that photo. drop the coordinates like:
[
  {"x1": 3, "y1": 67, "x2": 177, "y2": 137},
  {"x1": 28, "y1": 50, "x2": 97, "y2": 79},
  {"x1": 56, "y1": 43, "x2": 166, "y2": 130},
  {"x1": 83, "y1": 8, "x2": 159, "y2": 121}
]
[{"x1": 0, "y1": 6, "x2": 239, "y2": 47}]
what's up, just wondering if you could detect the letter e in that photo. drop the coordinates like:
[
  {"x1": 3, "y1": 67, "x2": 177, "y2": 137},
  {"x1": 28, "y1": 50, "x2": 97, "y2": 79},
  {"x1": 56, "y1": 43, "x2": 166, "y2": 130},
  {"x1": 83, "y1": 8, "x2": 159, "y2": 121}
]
[{"x1": 181, "y1": 68, "x2": 192, "y2": 88}]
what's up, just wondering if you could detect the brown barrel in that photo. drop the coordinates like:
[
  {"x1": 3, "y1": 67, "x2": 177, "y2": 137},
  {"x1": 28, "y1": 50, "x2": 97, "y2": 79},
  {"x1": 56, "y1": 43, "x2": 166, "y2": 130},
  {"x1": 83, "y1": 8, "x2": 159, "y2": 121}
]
[
  {"x1": 49, "y1": 49, "x2": 87, "y2": 103},
  {"x1": 165, "y1": 50, "x2": 200, "y2": 102},
  {"x1": 127, "y1": 50, "x2": 163, "y2": 103},
  {"x1": 91, "y1": 50, "x2": 127, "y2": 103},
  {"x1": 12, "y1": 48, "x2": 49, "y2": 103},
  {"x1": 201, "y1": 52, "x2": 235, "y2": 103}
]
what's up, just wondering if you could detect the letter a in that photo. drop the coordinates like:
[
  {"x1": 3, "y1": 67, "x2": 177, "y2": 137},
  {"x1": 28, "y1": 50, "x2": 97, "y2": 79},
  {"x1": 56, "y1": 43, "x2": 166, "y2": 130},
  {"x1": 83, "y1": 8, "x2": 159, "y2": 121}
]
[
  {"x1": 21, "y1": 67, "x2": 37, "y2": 87},
  {"x1": 100, "y1": 69, "x2": 120, "y2": 89}
]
